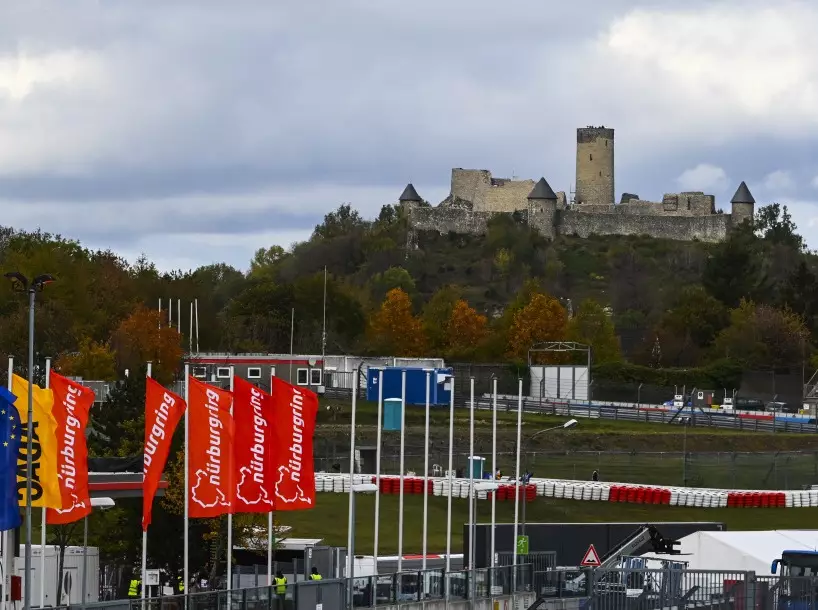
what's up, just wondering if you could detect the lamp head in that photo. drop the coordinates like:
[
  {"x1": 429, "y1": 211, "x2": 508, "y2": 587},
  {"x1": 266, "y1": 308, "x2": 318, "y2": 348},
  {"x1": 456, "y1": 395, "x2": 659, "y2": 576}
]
[
  {"x1": 3, "y1": 272, "x2": 28, "y2": 292},
  {"x1": 32, "y1": 274, "x2": 55, "y2": 291},
  {"x1": 563, "y1": 419, "x2": 579, "y2": 429}
]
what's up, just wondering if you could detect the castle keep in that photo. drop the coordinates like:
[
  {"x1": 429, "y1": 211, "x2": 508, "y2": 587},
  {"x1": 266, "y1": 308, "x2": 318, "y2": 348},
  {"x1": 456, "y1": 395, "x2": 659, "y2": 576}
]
[{"x1": 401, "y1": 127, "x2": 756, "y2": 243}]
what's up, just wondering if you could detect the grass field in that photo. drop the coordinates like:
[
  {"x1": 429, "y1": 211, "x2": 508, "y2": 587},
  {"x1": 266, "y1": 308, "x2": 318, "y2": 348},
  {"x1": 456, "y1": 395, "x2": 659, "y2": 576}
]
[{"x1": 280, "y1": 492, "x2": 818, "y2": 554}]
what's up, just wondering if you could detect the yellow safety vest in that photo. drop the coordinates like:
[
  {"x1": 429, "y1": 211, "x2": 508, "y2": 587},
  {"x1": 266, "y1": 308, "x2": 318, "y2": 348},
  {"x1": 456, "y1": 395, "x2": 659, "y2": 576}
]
[
  {"x1": 128, "y1": 580, "x2": 140, "y2": 597},
  {"x1": 179, "y1": 580, "x2": 185, "y2": 593},
  {"x1": 310, "y1": 574, "x2": 322, "y2": 580},
  {"x1": 274, "y1": 577, "x2": 287, "y2": 594}
]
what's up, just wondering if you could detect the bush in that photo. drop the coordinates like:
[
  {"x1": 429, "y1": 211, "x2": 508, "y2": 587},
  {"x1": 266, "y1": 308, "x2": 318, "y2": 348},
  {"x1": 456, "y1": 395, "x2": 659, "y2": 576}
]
[{"x1": 592, "y1": 359, "x2": 743, "y2": 390}]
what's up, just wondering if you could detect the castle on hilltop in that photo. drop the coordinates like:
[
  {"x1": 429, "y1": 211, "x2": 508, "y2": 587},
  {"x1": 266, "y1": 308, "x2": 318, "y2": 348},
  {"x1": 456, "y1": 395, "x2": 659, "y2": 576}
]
[{"x1": 400, "y1": 127, "x2": 756, "y2": 243}]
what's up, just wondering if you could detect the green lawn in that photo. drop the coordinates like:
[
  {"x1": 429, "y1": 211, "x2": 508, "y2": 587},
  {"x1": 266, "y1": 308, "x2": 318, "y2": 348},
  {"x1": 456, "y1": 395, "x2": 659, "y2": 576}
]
[{"x1": 280, "y1": 491, "x2": 818, "y2": 554}]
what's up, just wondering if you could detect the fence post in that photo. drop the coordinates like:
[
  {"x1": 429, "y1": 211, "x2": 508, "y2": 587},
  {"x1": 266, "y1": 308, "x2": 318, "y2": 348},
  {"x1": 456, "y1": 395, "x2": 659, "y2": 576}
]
[{"x1": 745, "y1": 571, "x2": 756, "y2": 610}]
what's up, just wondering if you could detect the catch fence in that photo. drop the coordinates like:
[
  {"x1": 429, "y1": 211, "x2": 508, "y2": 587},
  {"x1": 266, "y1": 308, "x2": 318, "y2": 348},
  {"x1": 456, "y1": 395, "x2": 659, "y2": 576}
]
[{"x1": 314, "y1": 448, "x2": 818, "y2": 490}]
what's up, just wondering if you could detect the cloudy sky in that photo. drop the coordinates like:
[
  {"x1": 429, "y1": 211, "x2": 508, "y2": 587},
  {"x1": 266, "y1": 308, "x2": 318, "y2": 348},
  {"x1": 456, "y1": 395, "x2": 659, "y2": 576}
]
[{"x1": 3, "y1": 0, "x2": 818, "y2": 272}]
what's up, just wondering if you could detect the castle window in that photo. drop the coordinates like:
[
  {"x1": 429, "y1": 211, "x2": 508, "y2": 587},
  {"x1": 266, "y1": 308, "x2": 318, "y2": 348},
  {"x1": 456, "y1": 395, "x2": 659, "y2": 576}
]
[
  {"x1": 599, "y1": 171, "x2": 602, "y2": 177},
  {"x1": 589, "y1": 154, "x2": 593, "y2": 161}
]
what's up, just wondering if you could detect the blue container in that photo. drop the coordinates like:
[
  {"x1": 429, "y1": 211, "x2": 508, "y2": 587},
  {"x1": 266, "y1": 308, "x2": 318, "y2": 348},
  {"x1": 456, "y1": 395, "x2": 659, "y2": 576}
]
[
  {"x1": 366, "y1": 367, "x2": 454, "y2": 406},
  {"x1": 383, "y1": 398, "x2": 402, "y2": 431}
]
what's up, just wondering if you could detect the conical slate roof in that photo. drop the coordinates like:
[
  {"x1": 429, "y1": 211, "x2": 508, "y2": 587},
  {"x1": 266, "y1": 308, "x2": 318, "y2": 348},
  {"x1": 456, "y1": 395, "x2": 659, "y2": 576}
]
[
  {"x1": 730, "y1": 181, "x2": 755, "y2": 204},
  {"x1": 399, "y1": 183, "x2": 422, "y2": 202},
  {"x1": 528, "y1": 177, "x2": 557, "y2": 200}
]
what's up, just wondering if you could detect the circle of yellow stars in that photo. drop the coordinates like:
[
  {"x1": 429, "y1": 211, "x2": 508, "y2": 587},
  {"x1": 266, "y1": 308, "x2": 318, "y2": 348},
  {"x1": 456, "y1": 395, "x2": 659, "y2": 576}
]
[{"x1": 1, "y1": 409, "x2": 16, "y2": 448}]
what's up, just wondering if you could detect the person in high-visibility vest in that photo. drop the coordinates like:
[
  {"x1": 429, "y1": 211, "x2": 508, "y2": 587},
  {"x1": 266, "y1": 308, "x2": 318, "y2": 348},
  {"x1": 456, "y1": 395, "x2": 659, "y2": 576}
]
[
  {"x1": 274, "y1": 571, "x2": 287, "y2": 600},
  {"x1": 128, "y1": 579, "x2": 140, "y2": 598},
  {"x1": 309, "y1": 567, "x2": 322, "y2": 581}
]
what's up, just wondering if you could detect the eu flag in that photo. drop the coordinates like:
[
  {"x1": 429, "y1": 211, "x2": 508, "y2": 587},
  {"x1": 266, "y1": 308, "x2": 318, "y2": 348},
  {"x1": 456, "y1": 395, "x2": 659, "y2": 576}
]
[{"x1": 0, "y1": 386, "x2": 21, "y2": 531}]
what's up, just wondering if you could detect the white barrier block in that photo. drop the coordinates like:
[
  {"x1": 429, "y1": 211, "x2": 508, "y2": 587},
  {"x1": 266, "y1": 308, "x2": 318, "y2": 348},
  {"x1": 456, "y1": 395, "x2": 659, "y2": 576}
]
[
  {"x1": 543, "y1": 482, "x2": 555, "y2": 497},
  {"x1": 554, "y1": 483, "x2": 565, "y2": 499}
]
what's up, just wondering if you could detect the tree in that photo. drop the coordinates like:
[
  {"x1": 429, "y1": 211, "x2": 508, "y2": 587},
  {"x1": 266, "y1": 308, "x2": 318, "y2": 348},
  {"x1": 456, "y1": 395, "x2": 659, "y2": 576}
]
[
  {"x1": 368, "y1": 288, "x2": 427, "y2": 356},
  {"x1": 370, "y1": 267, "x2": 416, "y2": 304},
  {"x1": 711, "y1": 300, "x2": 811, "y2": 369},
  {"x1": 702, "y1": 227, "x2": 768, "y2": 307},
  {"x1": 55, "y1": 338, "x2": 117, "y2": 380},
  {"x1": 506, "y1": 292, "x2": 568, "y2": 362},
  {"x1": 566, "y1": 299, "x2": 621, "y2": 364},
  {"x1": 312, "y1": 204, "x2": 368, "y2": 240},
  {"x1": 422, "y1": 285, "x2": 462, "y2": 351},
  {"x1": 249, "y1": 245, "x2": 287, "y2": 279},
  {"x1": 780, "y1": 260, "x2": 818, "y2": 333},
  {"x1": 446, "y1": 300, "x2": 488, "y2": 359},
  {"x1": 110, "y1": 306, "x2": 183, "y2": 384},
  {"x1": 755, "y1": 203, "x2": 804, "y2": 251},
  {"x1": 655, "y1": 285, "x2": 729, "y2": 366}
]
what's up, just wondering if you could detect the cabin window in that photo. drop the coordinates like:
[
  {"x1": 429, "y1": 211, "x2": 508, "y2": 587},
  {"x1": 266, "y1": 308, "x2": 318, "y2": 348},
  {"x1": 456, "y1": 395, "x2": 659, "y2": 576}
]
[
  {"x1": 310, "y1": 369, "x2": 322, "y2": 385},
  {"x1": 216, "y1": 367, "x2": 231, "y2": 379},
  {"x1": 247, "y1": 367, "x2": 261, "y2": 379},
  {"x1": 192, "y1": 366, "x2": 207, "y2": 379},
  {"x1": 296, "y1": 368, "x2": 309, "y2": 386}
]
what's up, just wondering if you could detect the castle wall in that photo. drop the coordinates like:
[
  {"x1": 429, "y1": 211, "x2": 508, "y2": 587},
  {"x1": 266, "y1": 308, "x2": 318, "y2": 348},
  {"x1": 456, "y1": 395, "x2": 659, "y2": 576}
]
[
  {"x1": 408, "y1": 204, "x2": 529, "y2": 235},
  {"x1": 483, "y1": 179, "x2": 534, "y2": 212},
  {"x1": 558, "y1": 210, "x2": 731, "y2": 242},
  {"x1": 451, "y1": 169, "x2": 491, "y2": 208},
  {"x1": 577, "y1": 191, "x2": 716, "y2": 217}
]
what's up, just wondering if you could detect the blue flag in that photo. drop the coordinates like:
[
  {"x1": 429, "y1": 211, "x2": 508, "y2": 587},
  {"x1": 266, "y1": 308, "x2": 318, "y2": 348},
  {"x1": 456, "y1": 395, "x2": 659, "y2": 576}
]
[{"x1": 0, "y1": 387, "x2": 21, "y2": 531}]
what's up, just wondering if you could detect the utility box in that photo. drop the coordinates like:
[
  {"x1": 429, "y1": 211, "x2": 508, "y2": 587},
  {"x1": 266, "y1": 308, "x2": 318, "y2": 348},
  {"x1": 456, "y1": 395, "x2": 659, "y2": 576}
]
[
  {"x1": 383, "y1": 398, "x2": 403, "y2": 431},
  {"x1": 366, "y1": 367, "x2": 453, "y2": 406}
]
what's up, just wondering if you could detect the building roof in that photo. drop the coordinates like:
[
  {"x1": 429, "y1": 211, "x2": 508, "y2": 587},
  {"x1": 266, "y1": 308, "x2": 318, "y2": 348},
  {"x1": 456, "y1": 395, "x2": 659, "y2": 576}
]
[
  {"x1": 528, "y1": 177, "x2": 557, "y2": 200},
  {"x1": 731, "y1": 181, "x2": 755, "y2": 204},
  {"x1": 399, "y1": 183, "x2": 423, "y2": 202}
]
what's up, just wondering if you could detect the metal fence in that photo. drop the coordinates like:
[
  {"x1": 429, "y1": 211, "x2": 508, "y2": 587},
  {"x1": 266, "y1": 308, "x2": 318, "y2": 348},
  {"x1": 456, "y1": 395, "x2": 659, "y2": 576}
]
[{"x1": 64, "y1": 564, "x2": 535, "y2": 610}]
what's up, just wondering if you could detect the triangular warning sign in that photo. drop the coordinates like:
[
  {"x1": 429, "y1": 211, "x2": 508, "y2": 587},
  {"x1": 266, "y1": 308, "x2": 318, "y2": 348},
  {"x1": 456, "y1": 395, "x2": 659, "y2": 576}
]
[{"x1": 580, "y1": 544, "x2": 601, "y2": 567}]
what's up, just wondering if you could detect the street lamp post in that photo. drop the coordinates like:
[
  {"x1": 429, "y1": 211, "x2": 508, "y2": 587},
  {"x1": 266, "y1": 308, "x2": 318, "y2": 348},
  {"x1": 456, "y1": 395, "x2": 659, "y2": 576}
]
[
  {"x1": 472, "y1": 481, "x2": 499, "y2": 604},
  {"x1": 520, "y1": 419, "x2": 578, "y2": 537},
  {"x1": 3, "y1": 272, "x2": 55, "y2": 610},
  {"x1": 348, "y1": 483, "x2": 377, "y2": 610},
  {"x1": 82, "y1": 498, "x2": 115, "y2": 609}
]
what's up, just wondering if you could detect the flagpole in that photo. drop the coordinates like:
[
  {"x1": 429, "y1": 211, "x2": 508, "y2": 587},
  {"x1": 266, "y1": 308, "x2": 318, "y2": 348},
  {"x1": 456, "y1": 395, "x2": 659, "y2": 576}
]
[
  {"x1": 345, "y1": 373, "x2": 358, "y2": 600},
  {"x1": 40, "y1": 358, "x2": 51, "y2": 608},
  {"x1": 444, "y1": 376, "x2": 454, "y2": 599},
  {"x1": 372, "y1": 368, "x2": 383, "y2": 566},
  {"x1": 183, "y1": 363, "x2": 190, "y2": 604},
  {"x1": 2, "y1": 356, "x2": 11, "y2": 610},
  {"x1": 194, "y1": 299, "x2": 200, "y2": 354},
  {"x1": 512, "y1": 378, "x2": 523, "y2": 573},
  {"x1": 396, "y1": 370, "x2": 406, "y2": 573},
  {"x1": 468, "y1": 378, "x2": 475, "y2": 573},
  {"x1": 143, "y1": 362, "x2": 152, "y2": 608},
  {"x1": 490, "y1": 377, "x2": 497, "y2": 569},
  {"x1": 421, "y1": 370, "x2": 430, "y2": 572},
  {"x1": 226, "y1": 367, "x2": 234, "y2": 594},
  {"x1": 189, "y1": 303, "x2": 193, "y2": 354}
]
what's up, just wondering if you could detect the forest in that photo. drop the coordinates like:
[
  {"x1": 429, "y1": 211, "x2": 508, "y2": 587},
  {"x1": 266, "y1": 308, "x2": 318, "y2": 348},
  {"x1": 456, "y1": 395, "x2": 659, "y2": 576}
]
[{"x1": 3, "y1": 199, "x2": 815, "y2": 590}]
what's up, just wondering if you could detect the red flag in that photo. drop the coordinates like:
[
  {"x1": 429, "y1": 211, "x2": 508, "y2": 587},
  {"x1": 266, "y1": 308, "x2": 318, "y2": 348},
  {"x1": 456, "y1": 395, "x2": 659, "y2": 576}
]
[
  {"x1": 142, "y1": 377, "x2": 186, "y2": 531},
  {"x1": 270, "y1": 377, "x2": 318, "y2": 511},
  {"x1": 46, "y1": 373, "x2": 94, "y2": 525},
  {"x1": 233, "y1": 377, "x2": 275, "y2": 513},
  {"x1": 188, "y1": 377, "x2": 235, "y2": 518}
]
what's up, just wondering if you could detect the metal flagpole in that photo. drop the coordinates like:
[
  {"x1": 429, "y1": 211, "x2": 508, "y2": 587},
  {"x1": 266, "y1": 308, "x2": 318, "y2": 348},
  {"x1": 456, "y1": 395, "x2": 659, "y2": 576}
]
[
  {"x1": 468, "y1": 378, "x2": 475, "y2": 573},
  {"x1": 444, "y1": 376, "x2": 454, "y2": 599},
  {"x1": 490, "y1": 377, "x2": 498, "y2": 569},
  {"x1": 512, "y1": 378, "x2": 523, "y2": 572},
  {"x1": 142, "y1": 362, "x2": 152, "y2": 608},
  {"x1": 3, "y1": 356, "x2": 12, "y2": 610},
  {"x1": 267, "y1": 513, "x2": 273, "y2": 585},
  {"x1": 183, "y1": 364, "x2": 190, "y2": 603},
  {"x1": 194, "y1": 299, "x2": 200, "y2": 354},
  {"x1": 177, "y1": 299, "x2": 181, "y2": 335},
  {"x1": 421, "y1": 370, "x2": 431, "y2": 571},
  {"x1": 40, "y1": 358, "x2": 51, "y2": 608},
  {"x1": 397, "y1": 370, "x2": 406, "y2": 573},
  {"x1": 372, "y1": 369, "x2": 383, "y2": 565},
  {"x1": 345, "y1": 374, "x2": 358, "y2": 607},
  {"x1": 226, "y1": 367, "x2": 234, "y2": 594},
  {"x1": 24, "y1": 286, "x2": 35, "y2": 610},
  {"x1": 189, "y1": 303, "x2": 193, "y2": 354},
  {"x1": 288, "y1": 309, "x2": 294, "y2": 382}
]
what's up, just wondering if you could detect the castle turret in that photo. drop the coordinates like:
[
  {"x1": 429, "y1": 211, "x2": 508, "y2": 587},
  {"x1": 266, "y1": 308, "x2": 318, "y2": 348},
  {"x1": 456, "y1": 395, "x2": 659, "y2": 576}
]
[
  {"x1": 575, "y1": 126, "x2": 615, "y2": 206},
  {"x1": 399, "y1": 183, "x2": 422, "y2": 204},
  {"x1": 527, "y1": 177, "x2": 558, "y2": 240},
  {"x1": 730, "y1": 181, "x2": 755, "y2": 227}
]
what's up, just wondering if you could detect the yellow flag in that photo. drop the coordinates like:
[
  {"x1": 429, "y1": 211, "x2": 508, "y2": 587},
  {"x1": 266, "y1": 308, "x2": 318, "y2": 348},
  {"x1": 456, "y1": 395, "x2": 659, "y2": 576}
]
[{"x1": 11, "y1": 374, "x2": 62, "y2": 509}]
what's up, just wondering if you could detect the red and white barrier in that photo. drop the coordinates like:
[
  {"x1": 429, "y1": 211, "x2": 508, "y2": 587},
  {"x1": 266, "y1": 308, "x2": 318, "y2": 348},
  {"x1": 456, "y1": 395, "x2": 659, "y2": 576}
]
[{"x1": 313, "y1": 473, "x2": 813, "y2": 508}]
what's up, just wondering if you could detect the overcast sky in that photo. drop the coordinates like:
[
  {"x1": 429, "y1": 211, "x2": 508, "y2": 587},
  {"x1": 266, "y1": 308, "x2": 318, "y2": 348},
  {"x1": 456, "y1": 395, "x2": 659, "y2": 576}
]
[{"x1": 3, "y1": 0, "x2": 818, "y2": 272}]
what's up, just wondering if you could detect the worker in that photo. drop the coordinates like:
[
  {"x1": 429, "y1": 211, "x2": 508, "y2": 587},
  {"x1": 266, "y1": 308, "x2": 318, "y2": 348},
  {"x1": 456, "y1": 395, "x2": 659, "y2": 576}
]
[
  {"x1": 274, "y1": 570, "x2": 287, "y2": 602},
  {"x1": 127, "y1": 578, "x2": 141, "y2": 598},
  {"x1": 309, "y1": 567, "x2": 322, "y2": 581},
  {"x1": 592, "y1": 470, "x2": 599, "y2": 482},
  {"x1": 178, "y1": 576, "x2": 185, "y2": 594}
]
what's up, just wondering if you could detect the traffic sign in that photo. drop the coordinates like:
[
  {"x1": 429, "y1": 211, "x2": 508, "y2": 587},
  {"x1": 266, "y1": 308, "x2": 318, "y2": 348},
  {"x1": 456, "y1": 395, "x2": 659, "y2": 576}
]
[
  {"x1": 516, "y1": 535, "x2": 529, "y2": 555},
  {"x1": 580, "y1": 544, "x2": 601, "y2": 567}
]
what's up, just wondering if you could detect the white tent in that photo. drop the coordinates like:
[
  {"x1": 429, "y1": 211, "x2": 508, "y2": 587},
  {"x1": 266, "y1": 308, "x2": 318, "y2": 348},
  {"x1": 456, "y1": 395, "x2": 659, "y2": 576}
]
[{"x1": 641, "y1": 530, "x2": 818, "y2": 573}]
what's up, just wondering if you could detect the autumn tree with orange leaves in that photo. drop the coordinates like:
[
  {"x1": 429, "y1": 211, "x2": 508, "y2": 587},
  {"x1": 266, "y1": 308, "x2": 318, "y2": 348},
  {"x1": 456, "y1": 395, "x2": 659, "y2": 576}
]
[
  {"x1": 110, "y1": 305, "x2": 183, "y2": 384},
  {"x1": 368, "y1": 288, "x2": 427, "y2": 356},
  {"x1": 506, "y1": 292, "x2": 568, "y2": 363},
  {"x1": 446, "y1": 299, "x2": 488, "y2": 359}
]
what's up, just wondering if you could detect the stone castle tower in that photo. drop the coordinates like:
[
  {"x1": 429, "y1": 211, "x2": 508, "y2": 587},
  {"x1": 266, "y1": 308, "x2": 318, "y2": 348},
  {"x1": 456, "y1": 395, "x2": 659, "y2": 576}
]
[{"x1": 575, "y1": 126, "x2": 615, "y2": 206}]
